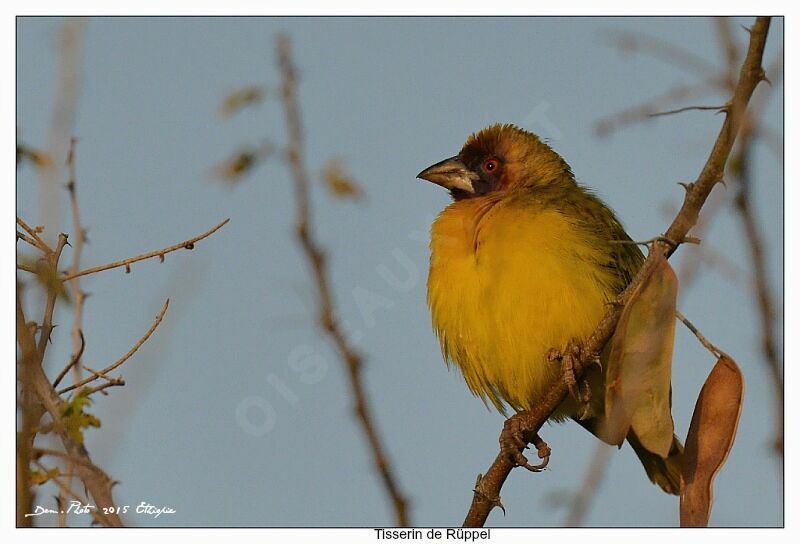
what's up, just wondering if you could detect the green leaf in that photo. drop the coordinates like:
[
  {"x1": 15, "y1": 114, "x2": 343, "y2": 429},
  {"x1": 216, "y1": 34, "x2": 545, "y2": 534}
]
[
  {"x1": 680, "y1": 355, "x2": 744, "y2": 527},
  {"x1": 59, "y1": 390, "x2": 101, "y2": 445},
  {"x1": 30, "y1": 467, "x2": 61, "y2": 485},
  {"x1": 603, "y1": 254, "x2": 677, "y2": 457}
]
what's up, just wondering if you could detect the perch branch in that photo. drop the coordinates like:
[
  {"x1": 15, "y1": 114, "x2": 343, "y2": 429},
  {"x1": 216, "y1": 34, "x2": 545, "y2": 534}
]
[{"x1": 463, "y1": 16, "x2": 771, "y2": 528}]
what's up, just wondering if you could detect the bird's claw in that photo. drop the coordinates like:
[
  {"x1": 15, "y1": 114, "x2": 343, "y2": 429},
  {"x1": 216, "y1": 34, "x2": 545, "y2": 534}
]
[
  {"x1": 500, "y1": 416, "x2": 550, "y2": 472},
  {"x1": 558, "y1": 340, "x2": 583, "y2": 402},
  {"x1": 576, "y1": 381, "x2": 593, "y2": 420}
]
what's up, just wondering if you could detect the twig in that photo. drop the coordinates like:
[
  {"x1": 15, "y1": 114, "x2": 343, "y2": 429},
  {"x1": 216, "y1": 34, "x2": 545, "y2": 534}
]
[
  {"x1": 62, "y1": 219, "x2": 229, "y2": 281},
  {"x1": 731, "y1": 112, "x2": 783, "y2": 456},
  {"x1": 82, "y1": 379, "x2": 126, "y2": 397},
  {"x1": 17, "y1": 230, "x2": 41, "y2": 250},
  {"x1": 716, "y1": 16, "x2": 783, "y2": 457},
  {"x1": 648, "y1": 104, "x2": 726, "y2": 118},
  {"x1": 33, "y1": 460, "x2": 107, "y2": 527},
  {"x1": 463, "y1": 17, "x2": 771, "y2": 528},
  {"x1": 32, "y1": 447, "x2": 100, "y2": 470},
  {"x1": 609, "y1": 29, "x2": 719, "y2": 77},
  {"x1": 58, "y1": 299, "x2": 169, "y2": 395},
  {"x1": 36, "y1": 18, "x2": 86, "y2": 245},
  {"x1": 16, "y1": 261, "x2": 40, "y2": 274},
  {"x1": 52, "y1": 330, "x2": 85, "y2": 388},
  {"x1": 676, "y1": 310, "x2": 728, "y2": 359},
  {"x1": 19, "y1": 263, "x2": 123, "y2": 527},
  {"x1": 37, "y1": 233, "x2": 69, "y2": 359},
  {"x1": 563, "y1": 442, "x2": 613, "y2": 527},
  {"x1": 16, "y1": 284, "x2": 39, "y2": 527},
  {"x1": 277, "y1": 34, "x2": 410, "y2": 527},
  {"x1": 66, "y1": 137, "x2": 87, "y2": 378},
  {"x1": 611, "y1": 234, "x2": 701, "y2": 247},
  {"x1": 16, "y1": 217, "x2": 52, "y2": 254},
  {"x1": 595, "y1": 80, "x2": 720, "y2": 136}
]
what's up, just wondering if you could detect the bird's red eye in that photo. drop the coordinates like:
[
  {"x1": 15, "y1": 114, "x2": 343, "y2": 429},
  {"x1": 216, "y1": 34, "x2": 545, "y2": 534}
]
[{"x1": 483, "y1": 158, "x2": 499, "y2": 173}]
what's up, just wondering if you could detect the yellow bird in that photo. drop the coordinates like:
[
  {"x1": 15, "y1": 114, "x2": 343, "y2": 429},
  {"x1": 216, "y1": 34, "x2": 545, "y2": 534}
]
[{"x1": 418, "y1": 124, "x2": 683, "y2": 494}]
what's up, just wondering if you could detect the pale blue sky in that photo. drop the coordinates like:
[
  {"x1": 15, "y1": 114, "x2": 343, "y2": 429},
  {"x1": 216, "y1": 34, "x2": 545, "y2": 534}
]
[{"x1": 16, "y1": 16, "x2": 783, "y2": 527}]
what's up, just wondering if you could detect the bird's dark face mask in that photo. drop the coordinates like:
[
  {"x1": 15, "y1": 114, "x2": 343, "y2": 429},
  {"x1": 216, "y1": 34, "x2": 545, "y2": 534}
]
[{"x1": 417, "y1": 155, "x2": 503, "y2": 200}]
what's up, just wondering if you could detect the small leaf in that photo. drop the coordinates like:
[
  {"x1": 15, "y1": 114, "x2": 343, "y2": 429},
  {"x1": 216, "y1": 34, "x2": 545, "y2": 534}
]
[
  {"x1": 210, "y1": 143, "x2": 273, "y2": 184},
  {"x1": 17, "y1": 144, "x2": 52, "y2": 168},
  {"x1": 219, "y1": 86, "x2": 265, "y2": 117},
  {"x1": 680, "y1": 355, "x2": 744, "y2": 527},
  {"x1": 22, "y1": 258, "x2": 70, "y2": 303},
  {"x1": 322, "y1": 158, "x2": 363, "y2": 201},
  {"x1": 59, "y1": 390, "x2": 101, "y2": 445},
  {"x1": 603, "y1": 254, "x2": 677, "y2": 457},
  {"x1": 30, "y1": 467, "x2": 62, "y2": 485}
]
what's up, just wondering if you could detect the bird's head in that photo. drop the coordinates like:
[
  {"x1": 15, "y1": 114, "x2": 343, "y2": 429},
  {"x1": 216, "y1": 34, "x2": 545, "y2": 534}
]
[{"x1": 417, "y1": 124, "x2": 574, "y2": 200}]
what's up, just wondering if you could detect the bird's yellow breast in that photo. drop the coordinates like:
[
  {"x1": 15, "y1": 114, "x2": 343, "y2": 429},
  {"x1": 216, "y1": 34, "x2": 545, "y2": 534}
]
[{"x1": 428, "y1": 193, "x2": 617, "y2": 415}]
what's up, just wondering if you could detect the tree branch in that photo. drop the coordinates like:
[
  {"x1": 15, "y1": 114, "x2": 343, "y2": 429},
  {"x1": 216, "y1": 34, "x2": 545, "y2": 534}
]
[
  {"x1": 276, "y1": 34, "x2": 410, "y2": 527},
  {"x1": 61, "y1": 219, "x2": 229, "y2": 281},
  {"x1": 463, "y1": 16, "x2": 771, "y2": 528},
  {"x1": 58, "y1": 299, "x2": 169, "y2": 395}
]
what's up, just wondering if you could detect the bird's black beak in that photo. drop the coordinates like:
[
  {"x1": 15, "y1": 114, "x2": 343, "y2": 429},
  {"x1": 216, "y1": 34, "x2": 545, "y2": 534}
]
[{"x1": 417, "y1": 156, "x2": 479, "y2": 194}]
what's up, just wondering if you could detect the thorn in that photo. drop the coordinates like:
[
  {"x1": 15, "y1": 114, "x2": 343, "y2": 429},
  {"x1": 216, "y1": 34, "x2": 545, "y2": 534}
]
[
  {"x1": 159, "y1": 254, "x2": 165, "y2": 263},
  {"x1": 677, "y1": 181, "x2": 693, "y2": 192},
  {"x1": 124, "y1": 264, "x2": 131, "y2": 274},
  {"x1": 741, "y1": 24, "x2": 752, "y2": 35}
]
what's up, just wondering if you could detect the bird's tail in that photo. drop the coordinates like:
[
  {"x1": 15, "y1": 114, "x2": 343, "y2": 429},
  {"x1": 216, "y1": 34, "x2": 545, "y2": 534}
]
[{"x1": 627, "y1": 431, "x2": 684, "y2": 495}]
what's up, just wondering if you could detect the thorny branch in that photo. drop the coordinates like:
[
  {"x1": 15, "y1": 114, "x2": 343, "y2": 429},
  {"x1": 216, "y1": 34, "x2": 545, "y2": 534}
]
[
  {"x1": 463, "y1": 17, "x2": 772, "y2": 528},
  {"x1": 277, "y1": 34, "x2": 410, "y2": 527},
  {"x1": 62, "y1": 218, "x2": 230, "y2": 281},
  {"x1": 60, "y1": 137, "x2": 85, "y2": 524},
  {"x1": 17, "y1": 182, "x2": 225, "y2": 528},
  {"x1": 715, "y1": 17, "x2": 783, "y2": 456},
  {"x1": 57, "y1": 299, "x2": 170, "y2": 395},
  {"x1": 17, "y1": 249, "x2": 123, "y2": 527}
]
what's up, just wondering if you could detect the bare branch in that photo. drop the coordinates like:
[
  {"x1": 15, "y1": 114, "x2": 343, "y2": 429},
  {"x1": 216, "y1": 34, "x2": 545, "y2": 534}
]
[
  {"x1": 52, "y1": 330, "x2": 85, "y2": 388},
  {"x1": 563, "y1": 442, "x2": 613, "y2": 527},
  {"x1": 37, "y1": 233, "x2": 69, "y2": 359},
  {"x1": 19, "y1": 265, "x2": 123, "y2": 527},
  {"x1": 594, "y1": 79, "x2": 720, "y2": 136},
  {"x1": 16, "y1": 217, "x2": 52, "y2": 254},
  {"x1": 36, "y1": 18, "x2": 86, "y2": 244},
  {"x1": 676, "y1": 310, "x2": 728, "y2": 359},
  {"x1": 66, "y1": 137, "x2": 87, "y2": 378},
  {"x1": 277, "y1": 34, "x2": 410, "y2": 527},
  {"x1": 58, "y1": 299, "x2": 169, "y2": 395},
  {"x1": 33, "y1": 460, "x2": 107, "y2": 527},
  {"x1": 731, "y1": 113, "x2": 783, "y2": 455},
  {"x1": 463, "y1": 16, "x2": 772, "y2": 528},
  {"x1": 648, "y1": 104, "x2": 726, "y2": 118},
  {"x1": 62, "y1": 219, "x2": 229, "y2": 281},
  {"x1": 608, "y1": 29, "x2": 718, "y2": 77}
]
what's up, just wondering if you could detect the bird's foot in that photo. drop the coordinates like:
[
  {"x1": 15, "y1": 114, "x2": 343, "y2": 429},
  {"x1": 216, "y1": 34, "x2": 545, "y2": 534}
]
[
  {"x1": 549, "y1": 340, "x2": 597, "y2": 417},
  {"x1": 548, "y1": 340, "x2": 583, "y2": 401},
  {"x1": 576, "y1": 381, "x2": 593, "y2": 421},
  {"x1": 499, "y1": 414, "x2": 550, "y2": 472}
]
